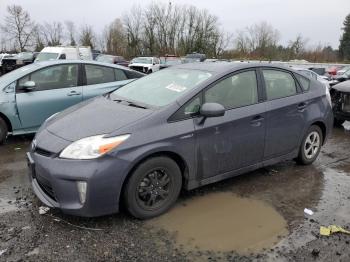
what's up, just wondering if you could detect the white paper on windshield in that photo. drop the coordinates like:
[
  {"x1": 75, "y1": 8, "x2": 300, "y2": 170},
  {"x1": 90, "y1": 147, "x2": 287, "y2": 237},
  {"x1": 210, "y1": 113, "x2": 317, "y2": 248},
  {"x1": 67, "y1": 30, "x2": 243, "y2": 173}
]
[{"x1": 165, "y1": 83, "x2": 187, "y2": 93}]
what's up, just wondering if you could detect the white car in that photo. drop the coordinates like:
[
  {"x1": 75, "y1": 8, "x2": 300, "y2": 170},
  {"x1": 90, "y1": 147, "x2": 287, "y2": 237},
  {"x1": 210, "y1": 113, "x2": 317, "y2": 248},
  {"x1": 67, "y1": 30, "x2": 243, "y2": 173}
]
[
  {"x1": 128, "y1": 57, "x2": 160, "y2": 74},
  {"x1": 35, "y1": 46, "x2": 93, "y2": 62}
]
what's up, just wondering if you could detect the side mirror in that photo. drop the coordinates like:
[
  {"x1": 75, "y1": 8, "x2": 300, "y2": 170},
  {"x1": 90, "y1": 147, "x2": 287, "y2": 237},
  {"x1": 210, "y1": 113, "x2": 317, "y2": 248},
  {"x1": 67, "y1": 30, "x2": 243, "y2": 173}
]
[
  {"x1": 200, "y1": 103, "x2": 225, "y2": 118},
  {"x1": 21, "y1": 81, "x2": 36, "y2": 91},
  {"x1": 59, "y1": 54, "x2": 66, "y2": 60}
]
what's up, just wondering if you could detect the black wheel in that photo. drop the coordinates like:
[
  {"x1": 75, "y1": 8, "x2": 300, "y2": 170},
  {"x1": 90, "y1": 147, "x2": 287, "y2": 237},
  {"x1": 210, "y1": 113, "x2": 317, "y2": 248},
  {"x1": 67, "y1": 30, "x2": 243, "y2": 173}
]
[
  {"x1": 296, "y1": 125, "x2": 323, "y2": 165},
  {"x1": 123, "y1": 156, "x2": 182, "y2": 219},
  {"x1": 0, "y1": 117, "x2": 8, "y2": 145},
  {"x1": 334, "y1": 118, "x2": 344, "y2": 127}
]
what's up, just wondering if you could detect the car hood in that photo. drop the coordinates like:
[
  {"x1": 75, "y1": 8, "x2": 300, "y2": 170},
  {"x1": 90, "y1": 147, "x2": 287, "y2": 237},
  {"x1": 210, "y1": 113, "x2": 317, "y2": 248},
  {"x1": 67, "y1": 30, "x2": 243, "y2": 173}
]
[
  {"x1": 332, "y1": 81, "x2": 350, "y2": 93},
  {"x1": 129, "y1": 63, "x2": 151, "y2": 67},
  {"x1": 45, "y1": 96, "x2": 154, "y2": 142}
]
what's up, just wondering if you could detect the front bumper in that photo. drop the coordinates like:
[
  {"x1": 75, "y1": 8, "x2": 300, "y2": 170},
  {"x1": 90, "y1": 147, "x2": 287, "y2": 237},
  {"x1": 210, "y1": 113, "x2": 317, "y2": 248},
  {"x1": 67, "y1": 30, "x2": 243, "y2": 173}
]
[{"x1": 27, "y1": 151, "x2": 131, "y2": 217}]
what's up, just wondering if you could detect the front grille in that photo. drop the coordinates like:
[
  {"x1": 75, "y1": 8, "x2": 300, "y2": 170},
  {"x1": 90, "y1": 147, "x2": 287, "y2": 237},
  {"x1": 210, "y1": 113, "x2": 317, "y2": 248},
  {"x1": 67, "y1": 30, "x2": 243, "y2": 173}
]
[
  {"x1": 34, "y1": 147, "x2": 54, "y2": 157},
  {"x1": 36, "y1": 173, "x2": 56, "y2": 201},
  {"x1": 130, "y1": 66, "x2": 146, "y2": 73}
]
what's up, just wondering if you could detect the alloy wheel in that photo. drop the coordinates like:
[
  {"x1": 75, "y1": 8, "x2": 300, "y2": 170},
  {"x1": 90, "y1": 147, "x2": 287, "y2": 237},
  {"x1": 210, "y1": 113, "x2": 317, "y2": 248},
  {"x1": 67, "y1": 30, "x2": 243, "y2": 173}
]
[
  {"x1": 136, "y1": 169, "x2": 171, "y2": 209},
  {"x1": 304, "y1": 131, "x2": 320, "y2": 159}
]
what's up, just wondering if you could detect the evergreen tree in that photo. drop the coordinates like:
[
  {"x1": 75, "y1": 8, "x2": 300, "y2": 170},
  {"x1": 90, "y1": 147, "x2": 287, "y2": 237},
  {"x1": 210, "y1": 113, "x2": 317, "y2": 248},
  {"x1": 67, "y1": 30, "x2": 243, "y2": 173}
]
[{"x1": 339, "y1": 14, "x2": 350, "y2": 61}]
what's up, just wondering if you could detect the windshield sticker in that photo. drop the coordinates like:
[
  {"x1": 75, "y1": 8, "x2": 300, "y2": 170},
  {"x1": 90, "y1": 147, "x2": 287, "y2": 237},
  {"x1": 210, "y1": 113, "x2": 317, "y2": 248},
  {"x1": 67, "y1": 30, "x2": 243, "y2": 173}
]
[{"x1": 165, "y1": 83, "x2": 187, "y2": 93}]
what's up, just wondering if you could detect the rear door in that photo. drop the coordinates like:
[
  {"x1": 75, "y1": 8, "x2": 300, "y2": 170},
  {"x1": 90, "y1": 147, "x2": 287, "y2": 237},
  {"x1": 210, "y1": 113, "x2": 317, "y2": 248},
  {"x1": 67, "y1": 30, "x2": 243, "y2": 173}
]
[
  {"x1": 15, "y1": 64, "x2": 82, "y2": 129},
  {"x1": 261, "y1": 68, "x2": 309, "y2": 159},
  {"x1": 194, "y1": 69, "x2": 266, "y2": 179},
  {"x1": 82, "y1": 64, "x2": 132, "y2": 100}
]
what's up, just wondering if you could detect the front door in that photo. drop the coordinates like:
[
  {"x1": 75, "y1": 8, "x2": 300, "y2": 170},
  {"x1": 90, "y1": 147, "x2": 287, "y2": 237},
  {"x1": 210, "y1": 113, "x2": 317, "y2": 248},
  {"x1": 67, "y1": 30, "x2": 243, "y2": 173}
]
[
  {"x1": 16, "y1": 64, "x2": 82, "y2": 129},
  {"x1": 194, "y1": 70, "x2": 266, "y2": 179}
]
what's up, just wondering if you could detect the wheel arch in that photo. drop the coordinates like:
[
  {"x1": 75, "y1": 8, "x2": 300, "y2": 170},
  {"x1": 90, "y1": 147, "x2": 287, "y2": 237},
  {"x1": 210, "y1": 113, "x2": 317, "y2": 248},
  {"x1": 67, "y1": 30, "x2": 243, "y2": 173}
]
[
  {"x1": 0, "y1": 112, "x2": 12, "y2": 132},
  {"x1": 120, "y1": 150, "x2": 189, "y2": 199},
  {"x1": 310, "y1": 120, "x2": 327, "y2": 145}
]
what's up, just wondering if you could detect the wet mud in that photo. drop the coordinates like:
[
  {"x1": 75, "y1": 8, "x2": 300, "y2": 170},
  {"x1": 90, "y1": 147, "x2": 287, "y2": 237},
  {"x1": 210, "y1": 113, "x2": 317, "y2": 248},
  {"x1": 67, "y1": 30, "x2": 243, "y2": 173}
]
[{"x1": 148, "y1": 192, "x2": 288, "y2": 254}]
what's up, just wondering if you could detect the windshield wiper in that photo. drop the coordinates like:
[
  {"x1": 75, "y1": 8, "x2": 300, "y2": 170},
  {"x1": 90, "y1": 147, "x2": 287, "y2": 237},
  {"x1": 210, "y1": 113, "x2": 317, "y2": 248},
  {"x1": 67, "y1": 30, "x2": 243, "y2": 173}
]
[
  {"x1": 113, "y1": 98, "x2": 148, "y2": 109},
  {"x1": 127, "y1": 103, "x2": 148, "y2": 109}
]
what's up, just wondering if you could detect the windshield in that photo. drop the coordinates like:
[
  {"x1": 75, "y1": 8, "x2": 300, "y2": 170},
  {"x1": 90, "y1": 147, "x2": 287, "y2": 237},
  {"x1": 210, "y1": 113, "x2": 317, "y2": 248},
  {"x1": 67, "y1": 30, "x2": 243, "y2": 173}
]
[
  {"x1": 35, "y1": 52, "x2": 59, "y2": 61},
  {"x1": 96, "y1": 55, "x2": 114, "y2": 63},
  {"x1": 132, "y1": 57, "x2": 152, "y2": 64},
  {"x1": 17, "y1": 52, "x2": 33, "y2": 60},
  {"x1": 183, "y1": 57, "x2": 201, "y2": 63},
  {"x1": 111, "y1": 69, "x2": 212, "y2": 107},
  {"x1": 161, "y1": 58, "x2": 182, "y2": 65}
]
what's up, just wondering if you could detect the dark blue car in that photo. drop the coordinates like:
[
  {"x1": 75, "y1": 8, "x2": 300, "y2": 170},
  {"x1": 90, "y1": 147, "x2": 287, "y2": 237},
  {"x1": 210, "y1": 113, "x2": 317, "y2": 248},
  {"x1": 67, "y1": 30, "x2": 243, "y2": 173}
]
[{"x1": 28, "y1": 63, "x2": 333, "y2": 219}]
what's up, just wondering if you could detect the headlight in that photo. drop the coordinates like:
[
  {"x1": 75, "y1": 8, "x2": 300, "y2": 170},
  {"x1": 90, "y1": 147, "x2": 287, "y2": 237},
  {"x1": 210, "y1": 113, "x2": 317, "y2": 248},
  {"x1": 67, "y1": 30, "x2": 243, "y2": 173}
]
[{"x1": 59, "y1": 134, "x2": 130, "y2": 160}]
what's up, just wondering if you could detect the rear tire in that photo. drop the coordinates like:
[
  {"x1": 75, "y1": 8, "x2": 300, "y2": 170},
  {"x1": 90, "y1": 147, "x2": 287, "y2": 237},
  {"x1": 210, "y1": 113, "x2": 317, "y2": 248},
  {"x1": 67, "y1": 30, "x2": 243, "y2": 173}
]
[
  {"x1": 0, "y1": 117, "x2": 8, "y2": 145},
  {"x1": 296, "y1": 125, "x2": 323, "y2": 165},
  {"x1": 123, "y1": 156, "x2": 182, "y2": 219}
]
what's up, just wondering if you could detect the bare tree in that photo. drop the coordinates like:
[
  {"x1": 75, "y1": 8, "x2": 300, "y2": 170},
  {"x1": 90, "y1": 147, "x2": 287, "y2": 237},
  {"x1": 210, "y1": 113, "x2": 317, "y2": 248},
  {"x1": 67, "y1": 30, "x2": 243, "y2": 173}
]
[
  {"x1": 123, "y1": 5, "x2": 143, "y2": 56},
  {"x1": 288, "y1": 34, "x2": 308, "y2": 59},
  {"x1": 33, "y1": 27, "x2": 45, "y2": 51},
  {"x1": 235, "y1": 29, "x2": 250, "y2": 55},
  {"x1": 0, "y1": 5, "x2": 36, "y2": 51},
  {"x1": 104, "y1": 19, "x2": 127, "y2": 55},
  {"x1": 79, "y1": 24, "x2": 95, "y2": 48},
  {"x1": 40, "y1": 21, "x2": 63, "y2": 46},
  {"x1": 65, "y1": 20, "x2": 76, "y2": 46}
]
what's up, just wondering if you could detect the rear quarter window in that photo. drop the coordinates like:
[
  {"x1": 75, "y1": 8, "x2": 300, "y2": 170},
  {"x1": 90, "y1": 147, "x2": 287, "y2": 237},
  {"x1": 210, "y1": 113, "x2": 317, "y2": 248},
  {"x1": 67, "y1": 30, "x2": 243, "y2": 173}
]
[{"x1": 295, "y1": 74, "x2": 310, "y2": 92}]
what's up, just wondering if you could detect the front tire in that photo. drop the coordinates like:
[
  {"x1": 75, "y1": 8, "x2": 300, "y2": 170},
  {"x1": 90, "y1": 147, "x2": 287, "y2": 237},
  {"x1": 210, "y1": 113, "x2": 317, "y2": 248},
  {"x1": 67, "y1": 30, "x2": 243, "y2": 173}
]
[
  {"x1": 296, "y1": 125, "x2": 323, "y2": 165},
  {"x1": 0, "y1": 117, "x2": 8, "y2": 145},
  {"x1": 123, "y1": 156, "x2": 182, "y2": 219}
]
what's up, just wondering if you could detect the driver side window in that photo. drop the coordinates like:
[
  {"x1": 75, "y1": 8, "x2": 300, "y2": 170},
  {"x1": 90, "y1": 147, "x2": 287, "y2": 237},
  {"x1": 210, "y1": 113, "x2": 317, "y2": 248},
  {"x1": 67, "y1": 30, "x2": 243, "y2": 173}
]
[
  {"x1": 17, "y1": 64, "x2": 78, "y2": 92},
  {"x1": 205, "y1": 70, "x2": 258, "y2": 109}
]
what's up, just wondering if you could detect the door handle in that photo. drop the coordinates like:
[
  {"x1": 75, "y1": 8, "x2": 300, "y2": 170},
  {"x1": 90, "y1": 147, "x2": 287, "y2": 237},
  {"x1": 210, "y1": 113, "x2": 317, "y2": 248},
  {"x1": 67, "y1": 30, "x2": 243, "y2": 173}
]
[
  {"x1": 250, "y1": 115, "x2": 264, "y2": 126},
  {"x1": 67, "y1": 91, "x2": 81, "y2": 96},
  {"x1": 297, "y1": 102, "x2": 308, "y2": 111}
]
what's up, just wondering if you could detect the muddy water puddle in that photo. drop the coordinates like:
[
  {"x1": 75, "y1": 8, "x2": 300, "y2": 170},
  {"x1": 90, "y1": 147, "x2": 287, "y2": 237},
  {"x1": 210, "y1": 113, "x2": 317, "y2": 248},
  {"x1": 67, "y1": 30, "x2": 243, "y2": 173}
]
[{"x1": 148, "y1": 192, "x2": 288, "y2": 254}]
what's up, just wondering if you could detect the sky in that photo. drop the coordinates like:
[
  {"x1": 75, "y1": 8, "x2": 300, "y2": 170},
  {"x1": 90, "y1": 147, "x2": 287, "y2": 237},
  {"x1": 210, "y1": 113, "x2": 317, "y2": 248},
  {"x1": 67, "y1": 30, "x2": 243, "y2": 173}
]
[{"x1": 0, "y1": 0, "x2": 349, "y2": 49}]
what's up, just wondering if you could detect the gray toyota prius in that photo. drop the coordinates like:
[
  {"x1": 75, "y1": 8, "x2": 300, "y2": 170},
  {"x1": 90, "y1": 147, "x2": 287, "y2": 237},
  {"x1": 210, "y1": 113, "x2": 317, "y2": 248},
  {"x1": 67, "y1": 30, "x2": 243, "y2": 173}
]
[{"x1": 27, "y1": 63, "x2": 333, "y2": 219}]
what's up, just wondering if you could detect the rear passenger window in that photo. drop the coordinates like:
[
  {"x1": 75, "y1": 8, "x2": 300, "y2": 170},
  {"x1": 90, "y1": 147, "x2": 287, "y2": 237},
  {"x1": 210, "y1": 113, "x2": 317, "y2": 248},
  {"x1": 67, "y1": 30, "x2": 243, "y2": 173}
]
[
  {"x1": 114, "y1": 69, "x2": 127, "y2": 81},
  {"x1": 263, "y1": 70, "x2": 297, "y2": 100},
  {"x1": 85, "y1": 65, "x2": 115, "y2": 85},
  {"x1": 205, "y1": 71, "x2": 258, "y2": 109},
  {"x1": 295, "y1": 74, "x2": 310, "y2": 91}
]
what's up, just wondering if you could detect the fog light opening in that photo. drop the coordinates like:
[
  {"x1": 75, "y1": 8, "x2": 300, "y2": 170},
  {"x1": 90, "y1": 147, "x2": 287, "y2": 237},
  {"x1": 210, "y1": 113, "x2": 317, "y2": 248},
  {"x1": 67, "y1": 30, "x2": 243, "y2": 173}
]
[{"x1": 77, "y1": 181, "x2": 87, "y2": 204}]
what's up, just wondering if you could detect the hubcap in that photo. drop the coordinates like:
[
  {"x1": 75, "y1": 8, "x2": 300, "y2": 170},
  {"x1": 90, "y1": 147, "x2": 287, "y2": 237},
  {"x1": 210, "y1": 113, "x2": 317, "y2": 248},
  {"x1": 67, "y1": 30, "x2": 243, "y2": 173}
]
[
  {"x1": 304, "y1": 131, "x2": 320, "y2": 159},
  {"x1": 137, "y1": 169, "x2": 171, "y2": 209}
]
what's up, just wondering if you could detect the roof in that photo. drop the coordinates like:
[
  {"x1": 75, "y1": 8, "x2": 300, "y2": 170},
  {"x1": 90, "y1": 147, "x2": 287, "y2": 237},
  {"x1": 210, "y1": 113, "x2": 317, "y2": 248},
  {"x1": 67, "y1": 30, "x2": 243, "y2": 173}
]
[
  {"x1": 174, "y1": 61, "x2": 293, "y2": 74},
  {"x1": 33, "y1": 59, "x2": 130, "y2": 70}
]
